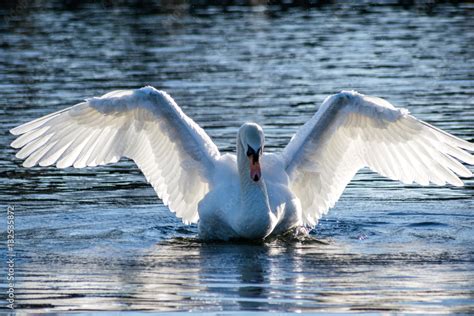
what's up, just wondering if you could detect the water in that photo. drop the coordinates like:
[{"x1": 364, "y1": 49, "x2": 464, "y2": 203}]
[{"x1": 1, "y1": 1, "x2": 474, "y2": 313}]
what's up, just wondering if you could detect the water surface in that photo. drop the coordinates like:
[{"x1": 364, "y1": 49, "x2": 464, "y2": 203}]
[{"x1": 0, "y1": 1, "x2": 473, "y2": 313}]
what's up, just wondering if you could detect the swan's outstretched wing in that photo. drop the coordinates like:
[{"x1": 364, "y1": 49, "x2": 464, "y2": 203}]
[
  {"x1": 283, "y1": 91, "x2": 474, "y2": 226},
  {"x1": 10, "y1": 86, "x2": 220, "y2": 224}
]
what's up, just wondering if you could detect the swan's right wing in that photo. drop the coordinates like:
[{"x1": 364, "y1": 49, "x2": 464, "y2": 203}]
[
  {"x1": 283, "y1": 91, "x2": 474, "y2": 226},
  {"x1": 10, "y1": 86, "x2": 220, "y2": 224}
]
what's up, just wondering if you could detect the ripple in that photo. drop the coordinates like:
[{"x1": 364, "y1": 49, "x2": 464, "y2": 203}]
[{"x1": 407, "y1": 221, "x2": 449, "y2": 227}]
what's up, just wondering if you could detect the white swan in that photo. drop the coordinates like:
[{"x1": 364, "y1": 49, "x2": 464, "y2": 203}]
[{"x1": 10, "y1": 87, "x2": 474, "y2": 240}]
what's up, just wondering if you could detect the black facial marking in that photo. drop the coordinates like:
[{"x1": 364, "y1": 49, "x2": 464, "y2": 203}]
[
  {"x1": 247, "y1": 145, "x2": 260, "y2": 163},
  {"x1": 246, "y1": 145, "x2": 255, "y2": 157}
]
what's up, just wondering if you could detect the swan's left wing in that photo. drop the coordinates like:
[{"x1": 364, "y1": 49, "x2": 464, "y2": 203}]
[
  {"x1": 283, "y1": 91, "x2": 474, "y2": 226},
  {"x1": 10, "y1": 87, "x2": 220, "y2": 224}
]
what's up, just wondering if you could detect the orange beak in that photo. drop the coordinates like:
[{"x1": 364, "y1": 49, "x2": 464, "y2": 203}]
[{"x1": 249, "y1": 159, "x2": 261, "y2": 182}]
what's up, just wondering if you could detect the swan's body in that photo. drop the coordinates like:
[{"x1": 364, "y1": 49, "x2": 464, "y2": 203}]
[
  {"x1": 10, "y1": 87, "x2": 474, "y2": 240},
  {"x1": 198, "y1": 152, "x2": 302, "y2": 240}
]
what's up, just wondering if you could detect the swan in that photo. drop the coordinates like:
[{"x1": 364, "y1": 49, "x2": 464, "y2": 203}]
[{"x1": 10, "y1": 87, "x2": 474, "y2": 240}]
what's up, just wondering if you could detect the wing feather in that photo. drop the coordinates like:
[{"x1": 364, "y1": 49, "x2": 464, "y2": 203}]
[
  {"x1": 283, "y1": 91, "x2": 473, "y2": 226},
  {"x1": 10, "y1": 86, "x2": 220, "y2": 224}
]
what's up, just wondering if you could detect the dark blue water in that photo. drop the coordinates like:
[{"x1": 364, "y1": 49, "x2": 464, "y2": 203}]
[{"x1": 0, "y1": 1, "x2": 473, "y2": 313}]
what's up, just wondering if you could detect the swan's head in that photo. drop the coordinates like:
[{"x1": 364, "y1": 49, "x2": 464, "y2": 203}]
[{"x1": 239, "y1": 123, "x2": 265, "y2": 182}]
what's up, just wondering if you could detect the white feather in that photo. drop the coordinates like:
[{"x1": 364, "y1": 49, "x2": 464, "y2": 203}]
[
  {"x1": 283, "y1": 91, "x2": 474, "y2": 226},
  {"x1": 10, "y1": 86, "x2": 220, "y2": 224}
]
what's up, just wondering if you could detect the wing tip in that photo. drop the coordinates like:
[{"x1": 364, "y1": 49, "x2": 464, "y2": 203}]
[
  {"x1": 22, "y1": 160, "x2": 35, "y2": 168},
  {"x1": 10, "y1": 139, "x2": 21, "y2": 149},
  {"x1": 10, "y1": 126, "x2": 23, "y2": 136}
]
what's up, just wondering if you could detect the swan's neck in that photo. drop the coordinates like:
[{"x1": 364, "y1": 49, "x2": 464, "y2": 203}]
[
  {"x1": 235, "y1": 139, "x2": 273, "y2": 238},
  {"x1": 238, "y1": 163, "x2": 269, "y2": 209}
]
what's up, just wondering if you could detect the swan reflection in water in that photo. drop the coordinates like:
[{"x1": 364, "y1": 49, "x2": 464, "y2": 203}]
[
  {"x1": 120, "y1": 238, "x2": 315, "y2": 312},
  {"x1": 14, "y1": 234, "x2": 474, "y2": 313},
  {"x1": 109, "y1": 237, "x2": 470, "y2": 313}
]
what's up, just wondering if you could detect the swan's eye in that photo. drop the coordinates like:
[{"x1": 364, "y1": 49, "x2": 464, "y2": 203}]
[
  {"x1": 247, "y1": 145, "x2": 261, "y2": 164},
  {"x1": 246, "y1": 145, "x2": 256, "y2": 157}
]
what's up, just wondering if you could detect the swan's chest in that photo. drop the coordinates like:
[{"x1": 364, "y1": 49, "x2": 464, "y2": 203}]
[{"x1": 197, "y1": 184, "x2": 241, "y2": 240}]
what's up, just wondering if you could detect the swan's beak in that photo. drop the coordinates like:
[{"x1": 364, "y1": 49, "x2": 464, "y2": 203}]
[
  {"x1": 250, "y1": 159, "x2": 261, "y2": 182},
  {"x1": 247, "y1": 145, "x2": 262, "y2": 182}
]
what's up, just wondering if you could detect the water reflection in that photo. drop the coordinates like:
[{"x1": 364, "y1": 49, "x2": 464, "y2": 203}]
[
  {"x1": 111, "y1": 239, "x2": 310, "y2": 312},
  {"x1": 15, "y1": 237, "x2": 473, "y2": 312},
  {"x1": 199, "y1": 242, "x2": 271, "y2": 311}
]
